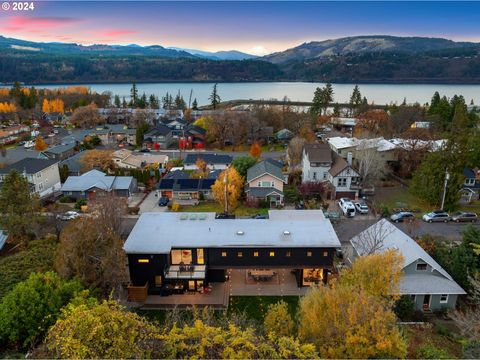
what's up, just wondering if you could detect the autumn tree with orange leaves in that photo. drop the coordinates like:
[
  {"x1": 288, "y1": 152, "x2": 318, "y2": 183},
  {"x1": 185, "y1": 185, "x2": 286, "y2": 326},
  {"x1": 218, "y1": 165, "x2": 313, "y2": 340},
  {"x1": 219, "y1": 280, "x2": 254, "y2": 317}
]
[
  {"x1": 211, "y1": 166, "x2": 243, "y2": 213},
  {"x1": 79, "y1": 150, "x2": 114, "y2": 172},
  {"x1": 190, "y1": 158, "x2": 209, "y2": 179},
  {"x1": 0, "y1": 102, "x2": 17, "y2": 113},
  {"x1": 42, "y1": 99, "x2": 65, "y2": 113},
  {"x1": 34, "y1": 137, "x2": 48, "y2": 151},
  {"x1": 249, "y1": 142, "x2": 262, "y2": 159},
  {"x1": 355, "y1": 109, "x2": 391, "y2": 138}
]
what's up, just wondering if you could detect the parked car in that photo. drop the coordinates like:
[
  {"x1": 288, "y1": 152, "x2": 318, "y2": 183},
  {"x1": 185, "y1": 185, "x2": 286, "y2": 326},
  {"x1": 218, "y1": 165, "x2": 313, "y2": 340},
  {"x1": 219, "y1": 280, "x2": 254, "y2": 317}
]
[
  {"x1": 338, "y1": 198, "x2": 356, "y2": 218},
  {"x1": 139, "y1": 148, "x2": 150, "y2": 153},
  {"x1": 390, "y1": 211, "x2": 415, "y2": 223},
  {"x1": 354, "y1": 201, "x2": 369, "y2": 214},
  {"x1": 451, "y1": 211, "x2": 478, "y2": 223},
  {"x1": 295, "y1": 201, "x2": 305, "y2": 210},
  {"x1": 24, "y1": 140, "x2": 34, "y2": 149},
  {"x1": 215, "y1": 213, "x2": 235, "y2": 219},
  {"x1": 53, "y1": 129, "x2": 59, "y2": 134},
  {"x1": 251, "y1": 214, "x2": 267, "y2": 219},
  {"x1": 158, "y1": 197, "x2": 169, "y2": 206},
  {"x1": 422, "y1": 211, "x2": 450, "y2": 223},
  {"x1": 56, "y1": 211, "x2": 79, "y2": 221}
]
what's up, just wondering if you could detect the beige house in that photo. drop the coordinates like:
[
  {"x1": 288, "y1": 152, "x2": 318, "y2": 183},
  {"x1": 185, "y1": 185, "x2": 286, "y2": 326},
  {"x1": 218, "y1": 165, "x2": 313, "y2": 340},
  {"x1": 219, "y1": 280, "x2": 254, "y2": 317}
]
[
  {"x1": 112, "y1": 149, "x2": 168, "y2": 169},
  {"x1": 245, "y1": 159, "x2": 286, "y2": 207}
]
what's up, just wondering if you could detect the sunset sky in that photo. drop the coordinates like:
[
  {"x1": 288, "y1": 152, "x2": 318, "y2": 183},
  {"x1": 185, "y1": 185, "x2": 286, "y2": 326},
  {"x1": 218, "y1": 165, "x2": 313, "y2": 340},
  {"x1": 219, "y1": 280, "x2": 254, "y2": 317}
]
[{"x1": 0, "y1": 1, "x2": 479, "y2": 55}]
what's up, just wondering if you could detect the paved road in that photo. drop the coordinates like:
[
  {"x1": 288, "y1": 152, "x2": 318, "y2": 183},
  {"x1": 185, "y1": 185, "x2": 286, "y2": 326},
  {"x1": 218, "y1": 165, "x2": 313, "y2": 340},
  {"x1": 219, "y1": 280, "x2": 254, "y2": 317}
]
[
  {"x1": 154, "y1": 150, "x2": 285, "y2": 161},
  {"x1": 333, "y1": 217, "x2": 480, "y2": 243}
]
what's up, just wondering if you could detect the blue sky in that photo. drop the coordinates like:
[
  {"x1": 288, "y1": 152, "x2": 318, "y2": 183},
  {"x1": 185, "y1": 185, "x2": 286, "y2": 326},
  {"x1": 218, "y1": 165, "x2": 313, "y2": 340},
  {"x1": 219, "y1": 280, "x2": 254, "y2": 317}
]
[{"x1": 0, "y1": 1, "x2": 478, "y2": 55}]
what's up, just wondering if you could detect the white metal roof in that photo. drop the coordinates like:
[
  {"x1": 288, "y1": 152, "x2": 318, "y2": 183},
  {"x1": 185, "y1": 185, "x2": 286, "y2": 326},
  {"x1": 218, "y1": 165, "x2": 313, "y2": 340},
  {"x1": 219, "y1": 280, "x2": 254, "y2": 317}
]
[
  {"x1": 350, "y1": 219, "x2": 465, "y2": 295},
  {"x1": 124, "y1": 210, "x2": 341, "y2": 254}
]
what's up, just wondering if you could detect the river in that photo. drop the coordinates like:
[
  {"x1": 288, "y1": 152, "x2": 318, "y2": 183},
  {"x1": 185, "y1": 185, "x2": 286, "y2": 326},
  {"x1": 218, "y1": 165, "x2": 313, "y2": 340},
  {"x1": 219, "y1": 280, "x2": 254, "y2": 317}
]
[{"x1": 36, "y1": 82, "x2": 480, "y2": 106}]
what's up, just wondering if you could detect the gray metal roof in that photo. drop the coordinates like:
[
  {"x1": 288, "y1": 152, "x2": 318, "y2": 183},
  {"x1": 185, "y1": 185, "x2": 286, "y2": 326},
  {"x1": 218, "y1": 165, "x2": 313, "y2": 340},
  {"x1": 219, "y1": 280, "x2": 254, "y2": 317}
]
[
  {"x1": 246, "y1": 159, "x2": 283, "y2": 183},
  {"x1": 0, "y1": 158, "x2": 58, "y2": 175},
  {"x1": 350, "y1": 219, "x2": 466, "y2": 295},
  {"x1": 61, "y1": 170, "x2": 134, "y2": 192},
  {"x1": 43, "y1": 143, "x2": 76, "y2": 155},
  {"x1": 184, "y1": 153, "x2": 233, "y2": 165},
  {"x1": 124, "y1": 210, "x2": 341, "y2": 254}
]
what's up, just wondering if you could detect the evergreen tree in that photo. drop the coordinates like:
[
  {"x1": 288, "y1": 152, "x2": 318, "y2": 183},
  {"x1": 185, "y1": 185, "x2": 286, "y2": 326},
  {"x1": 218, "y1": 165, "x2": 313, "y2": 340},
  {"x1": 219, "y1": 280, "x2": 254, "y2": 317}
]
[
  {"x1": 114, "y1": 95, "x2": 121, "y2": 108},
  {"x1": 122, "y1": 97, "x2": 127, "y2": 108},
  {"x1": 137, "y1": 93, "x2": 147, "y2": 109},
  {"x1": 130, "y1": 83, "x2": 138, "y2": 107},
  {"x1": 174, "y1": 92, "x2": 186, "y2": 110},
  {"x1": 192, "y1": 98, "x2": 198, "y2": 110},
  {"x1": 333, "y1": 103, "x2": 341, "y2": 117},
  {"x1": 311, "y1": 83, "x2": 334, "y2": 117},
  {"x1": 209, "y1": 83, "x2": 221, "y2": 110},
  {"x1": 149, "y1": 94, "x2": 159, "y2": 108},
  {"x1": 349, "y1": 85, "x2": 362, "y2": 115}
]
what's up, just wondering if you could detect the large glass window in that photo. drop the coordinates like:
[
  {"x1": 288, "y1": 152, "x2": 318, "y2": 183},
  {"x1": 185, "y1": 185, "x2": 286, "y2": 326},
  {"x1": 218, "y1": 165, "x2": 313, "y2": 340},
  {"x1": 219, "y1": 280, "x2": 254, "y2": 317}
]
[
  {"x1": 197, "y1": 249, "x2": 204, "y2": 264},
  {"x1": 171, "y1": 249, "x2": 192, "y2": 264},
  {"x1": 302, "y1": 268, "x2": 324, "y2": 286}
]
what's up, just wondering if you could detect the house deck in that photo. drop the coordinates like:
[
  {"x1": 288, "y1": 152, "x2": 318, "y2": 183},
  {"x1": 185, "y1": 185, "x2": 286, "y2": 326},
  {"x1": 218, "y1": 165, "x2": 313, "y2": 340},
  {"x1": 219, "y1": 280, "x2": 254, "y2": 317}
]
[{"x1": 140, "y1": 282, "x2": 229, "y2": 309}]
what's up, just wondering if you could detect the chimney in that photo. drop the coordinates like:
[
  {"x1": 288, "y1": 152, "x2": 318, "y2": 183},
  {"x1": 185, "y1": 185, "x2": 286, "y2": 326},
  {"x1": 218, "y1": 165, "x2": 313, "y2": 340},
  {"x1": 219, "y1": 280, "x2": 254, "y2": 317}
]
[{"x1": 347, "y1": 152, "x2": 353, "y2": 166}]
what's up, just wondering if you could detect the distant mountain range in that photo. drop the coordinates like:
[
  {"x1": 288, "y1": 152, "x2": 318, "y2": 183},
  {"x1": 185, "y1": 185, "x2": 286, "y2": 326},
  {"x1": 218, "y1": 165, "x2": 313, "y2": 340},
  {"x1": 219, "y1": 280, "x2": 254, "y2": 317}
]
[
  {"x1": 264, "y1": 35, "x2": 480, "y2": 63},
  {"x1": 1, "y1": 35, "x2": 480, "y2": 83}
]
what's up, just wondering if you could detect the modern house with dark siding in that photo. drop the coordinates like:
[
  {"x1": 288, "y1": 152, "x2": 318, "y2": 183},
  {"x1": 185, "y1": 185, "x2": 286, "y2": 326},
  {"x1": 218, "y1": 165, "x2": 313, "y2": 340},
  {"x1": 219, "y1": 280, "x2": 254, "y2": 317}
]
[{"x1": 124, "y1": 210, "x2": 341, "y2": 298}]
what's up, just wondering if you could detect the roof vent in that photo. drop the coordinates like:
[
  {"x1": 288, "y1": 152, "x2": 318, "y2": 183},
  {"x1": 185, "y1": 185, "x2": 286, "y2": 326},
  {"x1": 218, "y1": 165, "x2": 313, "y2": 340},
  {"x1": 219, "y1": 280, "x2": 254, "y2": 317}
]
[
  {"x1": 236, "y1": 230, "x2": 245, "y2": 236},
  {"x1": 199, "y1": 214, "x2": 207, "y2": 220},
  {"x1": 180, "y1": 214, "x2": 188, "y2": 220},
  {"x1": 189, "y1": 214, "x2": 197, "y2": 220},
  {"x1": 283, "y1": 230, "x2": 291, "y2": 236}
]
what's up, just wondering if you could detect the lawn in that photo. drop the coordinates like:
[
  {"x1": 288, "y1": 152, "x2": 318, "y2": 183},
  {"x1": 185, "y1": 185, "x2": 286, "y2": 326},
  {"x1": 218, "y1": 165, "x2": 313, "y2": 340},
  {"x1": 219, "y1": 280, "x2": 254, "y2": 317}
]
[
  {"x1": 228, "y1": 296, "x2": 300, "y2": 321},
  {"x1": 178, "y1": 202, "x2": 269, "y2": 217},
  {"x1": 374, "y1": 186, "x2": 436, "y2": 215}
]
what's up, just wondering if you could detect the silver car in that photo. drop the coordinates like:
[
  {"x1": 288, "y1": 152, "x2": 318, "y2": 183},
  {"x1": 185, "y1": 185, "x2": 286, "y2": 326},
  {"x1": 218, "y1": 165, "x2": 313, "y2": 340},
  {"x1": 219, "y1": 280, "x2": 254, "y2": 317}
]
[
  {"x1": 451, "y1": 211, "x2": 478, "y2": 223},
  {"x1": 422, "y1": 211, "x2": 450, "y2": 223}
]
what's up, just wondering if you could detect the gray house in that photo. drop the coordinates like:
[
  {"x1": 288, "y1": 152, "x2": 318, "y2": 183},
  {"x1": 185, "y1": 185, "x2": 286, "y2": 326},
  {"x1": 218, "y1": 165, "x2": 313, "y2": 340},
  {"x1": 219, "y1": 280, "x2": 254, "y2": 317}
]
[
  {"x1": 41, "y1": 143, "x2": 77, "y2": 161},
  {"x1": 245, "y1": 159, "x2": 286, "y2": 206},
  {"x1": 143, "y1": 124, "x2": 173, "y2": 150},
  {"x1": 61, "y1": 169, "x2": 137, "y2": 199},
  {"x1": 350, "y1": 219, "x2": 465, "y2": 311}
]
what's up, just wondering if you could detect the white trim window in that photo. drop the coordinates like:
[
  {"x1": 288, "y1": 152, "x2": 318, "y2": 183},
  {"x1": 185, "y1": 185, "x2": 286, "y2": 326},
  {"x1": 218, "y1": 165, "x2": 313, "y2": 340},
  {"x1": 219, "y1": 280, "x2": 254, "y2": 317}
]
[
  {"x1": 440, "y1": 294, "x2": 449, "y2": 303},
  {"x1": 465, "y1": 178, "x2": 475, "y2": 186}
]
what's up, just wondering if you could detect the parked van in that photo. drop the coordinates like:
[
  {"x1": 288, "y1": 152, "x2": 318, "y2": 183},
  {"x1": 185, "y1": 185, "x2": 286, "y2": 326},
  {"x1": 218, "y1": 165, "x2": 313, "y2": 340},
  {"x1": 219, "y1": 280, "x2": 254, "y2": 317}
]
[{"x1": 338, "y1": 198, "x2": 356, "y2": 217}]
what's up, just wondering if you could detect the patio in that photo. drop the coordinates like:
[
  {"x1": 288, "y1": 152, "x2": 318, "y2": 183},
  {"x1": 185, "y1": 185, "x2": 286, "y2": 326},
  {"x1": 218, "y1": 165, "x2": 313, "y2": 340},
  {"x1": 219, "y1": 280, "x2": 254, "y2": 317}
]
[{"x1": 228, "y1": 269, "x2": 309, "y2": 296}]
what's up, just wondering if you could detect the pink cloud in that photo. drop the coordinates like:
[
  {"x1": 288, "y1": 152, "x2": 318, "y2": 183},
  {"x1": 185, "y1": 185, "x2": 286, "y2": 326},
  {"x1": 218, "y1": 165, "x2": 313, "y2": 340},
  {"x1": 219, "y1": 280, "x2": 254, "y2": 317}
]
[
  {"x1": 1, "y1": 16, "x2": 81, "y2": 32},
  {"x1": 99, "y1": 29, "x2": 138, "y2": 38}
]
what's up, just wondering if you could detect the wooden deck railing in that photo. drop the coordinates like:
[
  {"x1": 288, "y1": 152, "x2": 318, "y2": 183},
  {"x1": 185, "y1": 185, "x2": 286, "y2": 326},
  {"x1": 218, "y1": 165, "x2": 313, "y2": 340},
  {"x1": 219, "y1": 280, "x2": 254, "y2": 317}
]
[{"x1": 127, "y1": 282, "x2": 148, "y2": 302}]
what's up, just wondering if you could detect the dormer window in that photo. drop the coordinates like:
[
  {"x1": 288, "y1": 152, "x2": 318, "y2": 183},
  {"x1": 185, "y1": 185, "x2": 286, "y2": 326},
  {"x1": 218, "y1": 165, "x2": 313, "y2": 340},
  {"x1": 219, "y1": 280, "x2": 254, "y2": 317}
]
[
  {"x1": 465, "y1": 178, "x2": 475, "y2": 186},
  {"x1": 416, "y1": 263, "x2": 427, "y2": 271}
]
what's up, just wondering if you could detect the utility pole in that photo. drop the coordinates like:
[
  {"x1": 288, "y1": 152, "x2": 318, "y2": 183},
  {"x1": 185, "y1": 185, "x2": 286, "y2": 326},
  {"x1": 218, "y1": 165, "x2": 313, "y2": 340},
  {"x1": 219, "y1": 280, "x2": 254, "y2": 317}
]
[
  {"x1": 441, "y1": 168, "x2": 450, "y2": 210},
  {"x1": 223, "y1": 166, "x2": 229, "y2": 214}
]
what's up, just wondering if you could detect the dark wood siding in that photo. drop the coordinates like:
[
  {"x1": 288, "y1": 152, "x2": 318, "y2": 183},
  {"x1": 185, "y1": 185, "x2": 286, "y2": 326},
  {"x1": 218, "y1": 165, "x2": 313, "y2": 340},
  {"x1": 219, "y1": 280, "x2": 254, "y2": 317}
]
[
  {"x1": 127, "y1": 254, "x2": 169, "y2": 287},
  {"x1": 207, "y1": 247, "x2": 334, "y2": 269}
]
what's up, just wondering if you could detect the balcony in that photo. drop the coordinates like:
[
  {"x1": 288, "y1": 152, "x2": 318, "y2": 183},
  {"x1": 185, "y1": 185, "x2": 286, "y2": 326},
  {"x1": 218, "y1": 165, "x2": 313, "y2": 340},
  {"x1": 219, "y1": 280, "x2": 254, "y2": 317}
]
[{"x1": 165, "y1": 265, "x2": 206, "y2": 280}]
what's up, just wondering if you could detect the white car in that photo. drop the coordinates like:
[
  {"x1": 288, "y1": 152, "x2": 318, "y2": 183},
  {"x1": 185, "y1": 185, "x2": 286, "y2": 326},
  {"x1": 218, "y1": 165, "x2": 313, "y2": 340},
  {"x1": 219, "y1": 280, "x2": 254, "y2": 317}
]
[
  {"x1": 24, "y1": 140, "x2": 35, "y2": 149},
  {"x1": 338, "y1": 198, "x2": 356, "y2": 217},
  {"x1": 56, "y1": 211, "x2": 80, "y2": 221},
  {"x1": 354, "y1": 202, "x2": 369, "y2": 214}
]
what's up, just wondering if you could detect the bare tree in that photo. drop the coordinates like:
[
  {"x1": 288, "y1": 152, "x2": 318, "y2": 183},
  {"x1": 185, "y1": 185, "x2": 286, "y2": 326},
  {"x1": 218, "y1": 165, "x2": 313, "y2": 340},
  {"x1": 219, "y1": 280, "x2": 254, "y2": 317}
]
[
  {"x1": 287, "y1": 136, "x2": 306, "y2": 168},
  {"x1": 355, "y1": 139, "x2": 385, "y2": 187},
  {"x1": 351, "y1": 220, "x2": 395, "y2": 255},
  {"x1": 70, "y1": 105, "x2": 103, "y2": 128}
]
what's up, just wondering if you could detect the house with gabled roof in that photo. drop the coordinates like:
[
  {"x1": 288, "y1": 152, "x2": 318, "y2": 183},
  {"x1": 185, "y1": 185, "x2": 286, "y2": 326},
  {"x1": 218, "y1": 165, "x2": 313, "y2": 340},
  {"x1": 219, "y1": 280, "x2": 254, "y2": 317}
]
[
  {"x1": 184, "y1": 153, "x2": 232, "y2": 170},
  {"x1": 461, "y1": 167, "x2": 480, "y2": 202},
  {"x1": 61, "y1": 169, "x2": 137, "y2": 199},
  {"x1": 350, "y1": 219, "x2": 465, "y2": 311},
  {"x1": 245, "y1": 159, "x2": 286, "y2": 207},
  {"x1": 0, "y1": 158, "x2": 61, "y2": 198}
]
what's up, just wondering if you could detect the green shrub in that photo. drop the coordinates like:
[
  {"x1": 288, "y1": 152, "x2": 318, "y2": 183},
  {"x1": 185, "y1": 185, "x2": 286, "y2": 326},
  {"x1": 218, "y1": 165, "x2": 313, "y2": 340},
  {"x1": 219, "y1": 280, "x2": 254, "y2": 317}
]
[
  {"x1": 59, "y1": 196, "x2": 74, "y2": 203},
  {"x1": 0, "y1": 237, "x2": 57, "y2": 298},
  {"x1": 394, "y1": 296, "x2": 416, "y2": 320},
  {"x1": 434, "y1": 322, "x2": 453, "y2": 339},
  {"x1": 417, "y1": 343, "x2": 453, "y2": 359},
  {"x1": 74, "y1": 198, "x2": 87, "y2": 210},
  {"x1": 0, "y1": 272, "x2": 83, "y2": 349}
]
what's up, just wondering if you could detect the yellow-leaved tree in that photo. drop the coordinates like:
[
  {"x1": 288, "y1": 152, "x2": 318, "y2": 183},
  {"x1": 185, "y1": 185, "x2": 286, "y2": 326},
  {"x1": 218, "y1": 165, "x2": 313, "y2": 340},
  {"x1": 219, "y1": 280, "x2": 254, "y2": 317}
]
[
  {"x1": 34, "y1": 136, "x2": 48, "y2": 151},
  {"x1": 42, "y1": 98, "x2": 65, "y2": 113},
  {"x1": 298, "y1": 250, "x2": 406, "y2": 359},
  {"x1": 79, "y1": 150, "x2": 114, "y2": 172},
  {"x1": 0, "y1": 102, "x2": 17, "y2": 113},
  {"x1": 211, "y1": 166, "x2": 243, "y2": 213}
]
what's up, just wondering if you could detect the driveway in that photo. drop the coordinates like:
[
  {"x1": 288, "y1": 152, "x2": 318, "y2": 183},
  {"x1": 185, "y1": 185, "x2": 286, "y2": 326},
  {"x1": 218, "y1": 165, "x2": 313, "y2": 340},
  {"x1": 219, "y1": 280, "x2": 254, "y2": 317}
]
[{"x1": 139, "y1": 191, "x2": 169, "y2": 214}]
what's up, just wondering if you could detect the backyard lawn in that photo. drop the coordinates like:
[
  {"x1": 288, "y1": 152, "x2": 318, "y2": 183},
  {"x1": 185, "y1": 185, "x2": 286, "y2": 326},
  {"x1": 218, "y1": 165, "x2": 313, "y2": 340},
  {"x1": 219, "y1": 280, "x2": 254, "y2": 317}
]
[
  {"x1": 228, "y1": 296, "x2": 300, "y2": 321},
  {"x1": 178, "y1": 202, "x2": 269, "y2": 217}
]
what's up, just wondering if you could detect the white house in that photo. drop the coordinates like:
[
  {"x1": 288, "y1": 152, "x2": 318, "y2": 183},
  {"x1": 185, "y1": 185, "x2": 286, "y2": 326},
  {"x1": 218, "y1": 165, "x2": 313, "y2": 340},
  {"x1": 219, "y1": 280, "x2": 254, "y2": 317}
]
[
  {"x1": 327, "y1": 154, "x2": 361, "y2": 199},
  {"x1": 0, "y1": 158, "x2": 61, "y2": 198},
  {"x1": 302, "y1": 143, "x2": 333, "y2": 183}
]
